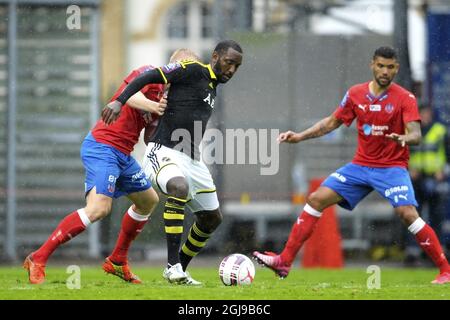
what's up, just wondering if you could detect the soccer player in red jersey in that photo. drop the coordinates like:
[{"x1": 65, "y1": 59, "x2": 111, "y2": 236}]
[
  {"x1": 23, "y1": 49, "x2": 196, "y2": 284},
  {"x1": 254, "y1": 46, "x2": 450, "y2": 284}
]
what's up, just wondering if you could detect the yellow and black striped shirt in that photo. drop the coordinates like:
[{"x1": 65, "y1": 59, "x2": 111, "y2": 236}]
[{"x1": 117, "y1": 60, "x2": 218, "y2": 160}]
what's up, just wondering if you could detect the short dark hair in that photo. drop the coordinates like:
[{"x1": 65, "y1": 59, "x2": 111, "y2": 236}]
[
  {"x1": 373, "y1": 46, "x2": 398, "y2": 60},
  {"x1": 214, "y1": 40, "x2": 243, "y2": 55}
]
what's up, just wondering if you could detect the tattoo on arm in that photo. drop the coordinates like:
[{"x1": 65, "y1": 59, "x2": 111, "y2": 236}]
[
  {"x1": 405, "y1": 121, "x2": 421, "y2": 145},
  {"x1": 406, "y1": 121, "x2": 420, "y2": 134},
  {"x1": 301, "y1": 116, "x2": 342, "y2": 140}
]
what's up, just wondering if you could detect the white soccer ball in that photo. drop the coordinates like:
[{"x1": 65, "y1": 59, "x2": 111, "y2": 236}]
[{"x1": 219, "y1": 253, "x2": 255, "y2": 286}]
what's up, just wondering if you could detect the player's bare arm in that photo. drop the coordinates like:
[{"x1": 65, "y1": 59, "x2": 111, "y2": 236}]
[
  {"x1": 278, "y1": 115, "x2": 343, "y2": 144},
  {"x1": 385, "y1": 121, "x2": 421, "y2": 147},
  {"x1": 102, "y1": 69, "x2": 166, "y2": 125},
  {"x1": 127, "y1": 91, "x2": 167, "y2": 116}
]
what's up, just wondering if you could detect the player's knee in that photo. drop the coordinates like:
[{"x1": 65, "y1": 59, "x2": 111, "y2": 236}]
[
  {"x1": 148, "y1": 190, "x2": 159, "y2": 211},
  {"x1": 166, "y1": 177, "x2": 189, "y2": 199},
  {"x1": 139, "y1": 190, "x2": 160, "y2": 214},
  {"x1": 197, "y1": 210, "x2": 222, "y2": 232},
  {"x1": 306, "y1": 192, "x2": 324, "y2": 211},
  {"x1": 84, "y1": 204, "x2": 111, "y2": 222},
  {"x1": 395, "y1": 206, "x2": 419, "y2": 225},
  {"x1": 210, "y1": 211, "x2": 223, "y2": 229}
]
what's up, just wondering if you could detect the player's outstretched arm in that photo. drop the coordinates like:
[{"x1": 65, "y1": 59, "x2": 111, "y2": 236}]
[
  {"x1": 385, "y1": 121, "x2": 421, "y2": 147},
  {"x1": 278, "y1": 115, "x2": 343, "y2": 144}
]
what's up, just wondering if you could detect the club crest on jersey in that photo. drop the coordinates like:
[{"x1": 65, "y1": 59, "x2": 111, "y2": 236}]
[
  {"x1": 161, "y1": 62, "x2": 181, "y2": 73},
  {"x1": 108, "y1": 184, "x2": 115, "y2": 193},
  {"x1": 385, "y1": 103, "x2": 394, "y2": 113}
]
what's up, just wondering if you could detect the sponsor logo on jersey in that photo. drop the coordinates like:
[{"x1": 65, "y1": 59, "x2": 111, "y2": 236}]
[
  {"x1": 384, "y1": 185, "x2": 409, "y2": 197},
  {"x1": 369, "y1": 104, "x2": 381, "y2": 112},
  {"x1": 131, "y1": 169, "x2": 145, "y2": 181},
  {"x1": 358, "y1": 104, "x2": 367, "y2": 112},
  {"x1": 331, "y1": 172, "x2": 347, "y2": 182},
  {"x1": 161, "y1": 62, "x2": 181, "y2": 73},
  {"x1": 203, "y1": 93, "x2": 215, "y2": 108},
  {"x1": 362, "y1": 124, "x2": 389, "y2": 136},
  {"x1": 394, "y1": 194, "x2": 409, "y2": 203},
  {"x1": 385, "y1": 103, "x2": 394, "y2": 113},
  {"x1": 363, "y1": 124, "x2": 372, "y2": 135}
]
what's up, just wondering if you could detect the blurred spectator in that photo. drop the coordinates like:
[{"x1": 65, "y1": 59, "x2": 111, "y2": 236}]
[{"x1": 405, "y1": 105, "x2": 450, "y2": 265}]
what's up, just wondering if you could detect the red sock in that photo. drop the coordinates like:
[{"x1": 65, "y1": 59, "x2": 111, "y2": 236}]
[
  {"x1": 411, "y1": 219, "x2": 450, "y2": 273},
  {"x1": 32, "y1": 210, "x2": 89, "y2": 265},
  {"x1": 109, "y1": 207, "x2": 149, "y2": 265},
  {"x1": 280, "y1": 204, "x2": 321, "y2": 265}
]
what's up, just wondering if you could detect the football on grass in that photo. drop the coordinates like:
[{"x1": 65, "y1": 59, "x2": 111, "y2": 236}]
[{"x1": 219, "y1": 253, "x2": 255, "y2": 286}]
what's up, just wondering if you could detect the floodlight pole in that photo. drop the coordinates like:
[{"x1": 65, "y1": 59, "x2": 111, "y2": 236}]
[{"x1": 394, "y1": 0, "x2": 413, "y2": 91}]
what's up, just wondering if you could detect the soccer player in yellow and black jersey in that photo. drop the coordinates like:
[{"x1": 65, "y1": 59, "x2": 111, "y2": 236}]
[{"x1": 103, "y1": 40, "x2": 243, "y2": 285}]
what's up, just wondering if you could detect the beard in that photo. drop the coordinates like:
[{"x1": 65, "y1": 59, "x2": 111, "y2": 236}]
[
  {"x1": 212, "y1": 61, "x2": 229, "y2": 83},
  {"x1": 375, "y1": 75, "x2": 392, "y2": 88}
]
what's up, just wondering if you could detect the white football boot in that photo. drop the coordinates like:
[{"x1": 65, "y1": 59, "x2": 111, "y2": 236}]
[
  {"x1": 184, "y1": 271, "x2": 202, "y2": 286},
  {"x1": 163, "y1": 263, "x2": 187, "y2": 284}
]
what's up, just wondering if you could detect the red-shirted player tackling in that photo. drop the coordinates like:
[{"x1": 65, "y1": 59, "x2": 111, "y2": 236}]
[
  {"x1": 22, "y1": 51, "x2": 191, "y2": 284},
  {"x1": 92, "y1": 65, "x2": 164, "y2": 154},
  {"x1": 254, "y1": 46, "x2": 450, "y2": 284}
]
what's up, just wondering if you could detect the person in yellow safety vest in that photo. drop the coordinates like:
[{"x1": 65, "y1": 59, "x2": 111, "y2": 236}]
[{"x1": 405, "y1": 105, "x2": 450, "y2": 265}]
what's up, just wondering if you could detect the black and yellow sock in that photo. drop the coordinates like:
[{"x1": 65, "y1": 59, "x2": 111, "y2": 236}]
[
  {"x1": 180, "y1": 222, "x2": 211, "y2": 271},
  {"x1": 164, "y1": 196, "x2": 187, "y2": 266}
]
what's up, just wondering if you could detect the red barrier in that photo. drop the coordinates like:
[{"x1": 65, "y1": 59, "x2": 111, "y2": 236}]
[{"x1": 301, "y1": 178, "x2": 344, "y2": 268}]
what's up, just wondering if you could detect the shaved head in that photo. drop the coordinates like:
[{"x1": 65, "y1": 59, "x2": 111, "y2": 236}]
[{"x1": 169, "y1": 48, "x2": 200, "y2": 63}]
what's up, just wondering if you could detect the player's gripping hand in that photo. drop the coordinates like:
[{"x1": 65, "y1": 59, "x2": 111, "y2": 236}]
[
  {"x1": 154, "y1": 97, "x2": 167, "y2": 116},
  {"x1": 385, "y1": 133, "x2": 406, "y2": 147},
  {"x1": 102, "y1": 100, "x2": 122, "y2": 125},
  {"x1": 278, "y1": 130, "x2": 300, "y2": 144}
]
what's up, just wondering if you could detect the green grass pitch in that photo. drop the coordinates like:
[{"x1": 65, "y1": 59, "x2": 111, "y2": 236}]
[{"x1": 1, "y1": 265, "x2": 449, "y2": 300}]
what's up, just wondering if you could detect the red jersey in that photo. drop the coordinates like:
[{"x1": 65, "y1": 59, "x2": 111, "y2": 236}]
[
  {"x1": 334, "y1": 81, "x2": 420, "y2": 168},
  {"x1": 91, "y1": 65, "x2": 164, "y2": 154}
]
